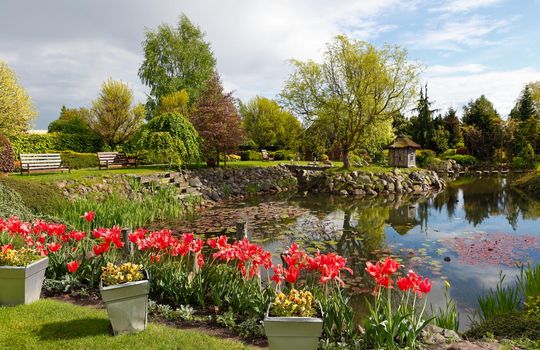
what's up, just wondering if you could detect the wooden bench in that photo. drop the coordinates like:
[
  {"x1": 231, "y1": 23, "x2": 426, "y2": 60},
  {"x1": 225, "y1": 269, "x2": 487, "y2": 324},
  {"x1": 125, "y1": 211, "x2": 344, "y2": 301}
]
[
  {"x1": 97, "y1": 152, "x2": 137, "y2": 170},
  {"x1": 20, "y1": 153, "x2": 71, "y2": 175},
  {"x1": 261, "y1": 149, "x2": 274, "y2": 161}
]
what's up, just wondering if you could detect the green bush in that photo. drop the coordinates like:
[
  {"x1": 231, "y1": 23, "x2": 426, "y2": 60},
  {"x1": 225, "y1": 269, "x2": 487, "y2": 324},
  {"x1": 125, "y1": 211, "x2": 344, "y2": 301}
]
[
  {"x1": 274, "y1": 150, "x2": 296, "y2": 161},
  {"x1": 415, "y1": 149, "x2": 436, "y2": 168},
  {"x1": 512, "y1": 157, "x2": 531, "y2": 170},
  {"x1": 444, "y1": 154, "x2": 478, "y2": 166},
  {"x1": 439, "y1": 149, "x2": 457, "y2": 158},
  {"x1": 9, "y1": 132, "x2": 102, "y2": 156},
  {"x1": 239, "y1": 150, "x2": 262, "y2": 161},
  {"x1": 60, "y1": 151, "x2": 99, "y2": 169},
  {"x1": 0, "y1": 134, "x2": 15, "y2": 173},
  {"x1": 0, "y1": 178, "x2": 65, "y2": 216}
]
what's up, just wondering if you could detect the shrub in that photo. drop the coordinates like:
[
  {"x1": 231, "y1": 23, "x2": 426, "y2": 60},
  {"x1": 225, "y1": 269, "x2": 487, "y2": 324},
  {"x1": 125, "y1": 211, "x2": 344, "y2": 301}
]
[
  {"x1": 60, "y1": 151, "x2": 99, "y2": 169},
  {"x1": 0, "y1": 134, "x2": 15, "y2": 173},
  {"x1": 444, "y1": 154, "x2": 477, "y2": 166},
  {"x1": 415, "y1": 149, "x2": 436, "y2": 168},
  {"x1": 239, "y1": 150, "x2": 262, "y2": 161},
  {"x1": 439, "y1": 149, "x2": 457, "y2": 158},
  {"x1": 466, "y1": 312, "x2": 540, "y2": 340},
  {"x1": 274, "y1": 150, "x2": 296, "y2": 161},
  {"x1": 0, "y1": 181, "x2": 34, "y2": 221}
]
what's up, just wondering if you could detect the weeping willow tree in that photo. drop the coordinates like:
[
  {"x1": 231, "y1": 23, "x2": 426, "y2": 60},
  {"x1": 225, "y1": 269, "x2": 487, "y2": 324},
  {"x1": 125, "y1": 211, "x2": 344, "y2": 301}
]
[
  {"x1": 281, "y1": 35, "x2": 420, "y2": 167},
  {"x1": 138, "y1": 112, "x2": 201, "y2": 168}
]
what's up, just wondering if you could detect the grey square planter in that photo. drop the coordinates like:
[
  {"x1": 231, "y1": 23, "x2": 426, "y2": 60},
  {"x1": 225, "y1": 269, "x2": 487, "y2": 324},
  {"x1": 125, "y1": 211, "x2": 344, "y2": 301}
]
[
  {"x1": 0, "y1": 257, "x2": 48, "y2": 306},
  {"x1": 100, "y1": 275, "x2": 149, "y2": 336},
  {"x1": 263, "y1": 310, "x2": 323, "y2": 350}
]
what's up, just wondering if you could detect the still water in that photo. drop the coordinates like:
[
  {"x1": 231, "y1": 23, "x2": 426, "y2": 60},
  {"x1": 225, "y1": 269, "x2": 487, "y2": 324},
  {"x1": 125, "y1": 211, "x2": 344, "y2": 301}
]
[{"x1": 180, "y1": 175, "x2": 540, "y2": 328}]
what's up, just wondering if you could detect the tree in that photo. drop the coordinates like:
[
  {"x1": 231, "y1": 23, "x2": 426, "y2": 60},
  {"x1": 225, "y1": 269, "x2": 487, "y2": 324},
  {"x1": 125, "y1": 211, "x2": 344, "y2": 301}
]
[
  {"x1": 241, "y1": 96, "x2": 303, "y2": 150},
  {"x1": 191, "y1": 73, "x2": 244, "y2": 165},
  {"x1": 281, "y1": 35, "x2": 420, "y2": 168},
  {"x1": 510, "y1": 85, "x2": 540, "y2": 153},
  {"x1": 155, "y1": 89, "x2": 189, "y2": 117},
  {"x1": 442, "y1": 107, "x2": 462, "y2": 148},
  {"x1": 410, "y1": 85, "x2": 438, "y2": 149},
  {"x1": 89, "y1": 79, "x2": 144, "y2": 149},
  {"x1": 49, "y1": 106, "x2": 92, "y2": 133},
  {"x1": 139, "y1": 112, "x2": 201, "y2": 167},
  {"x1": 139, "y1": 14, "x2": 216, "y2": 116},
  {"x1": 392, "y1": 112, "x2": 412, "y2": 137},
  {"x1": 0, "y1": 60, "x2": 37, "y2": 136},
  {"x1": 462, "y1": 95, "x2": 502, "y2": 160}
]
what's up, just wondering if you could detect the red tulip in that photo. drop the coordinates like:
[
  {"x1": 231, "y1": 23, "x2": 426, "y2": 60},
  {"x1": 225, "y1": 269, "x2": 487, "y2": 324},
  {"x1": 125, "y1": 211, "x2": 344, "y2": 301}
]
[
  {"x1": 84, "y1": 211, "x2": 95, "y2": 223},
  {"x1": 67, "y1": 260, "x2": 80, "y2": 273},
  {"x1": 1, "y1": 244, "x2": 13, "y2": 253},
  {"x1": 418, "y1": 278, "x2": 432, "y2": 294},
  {"x1": 397, "y1": 277, "x2": 412, "y2": 291},
  {"x1": 47, "y1": 242, "x2": 61, "y2": 253}
]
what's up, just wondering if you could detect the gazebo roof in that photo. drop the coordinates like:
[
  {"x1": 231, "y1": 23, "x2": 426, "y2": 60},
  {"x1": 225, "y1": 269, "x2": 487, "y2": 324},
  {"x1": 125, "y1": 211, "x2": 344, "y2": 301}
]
[{"x1": 387, "y1": 135, "x2": 421, "y2": 149}]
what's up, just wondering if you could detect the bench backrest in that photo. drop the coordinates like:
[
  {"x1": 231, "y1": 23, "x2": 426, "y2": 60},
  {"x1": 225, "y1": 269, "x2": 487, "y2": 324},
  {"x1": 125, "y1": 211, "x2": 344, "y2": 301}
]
[
  {"x1": 20, "y1": 153, "x2": 62, "y2": 170},
  {"x1": 97, "y1": 152, "x2": 127, "y2": 164}
]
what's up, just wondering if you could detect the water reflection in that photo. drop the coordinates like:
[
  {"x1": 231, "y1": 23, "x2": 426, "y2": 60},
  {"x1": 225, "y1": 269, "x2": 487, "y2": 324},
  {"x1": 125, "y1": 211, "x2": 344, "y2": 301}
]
[{"x1": 181, "y1": 175, "x2": 540, "y2": 328}]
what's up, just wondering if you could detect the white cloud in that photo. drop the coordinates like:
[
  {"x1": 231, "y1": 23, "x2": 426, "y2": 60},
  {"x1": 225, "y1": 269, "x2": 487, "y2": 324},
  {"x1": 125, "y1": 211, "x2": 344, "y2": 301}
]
[
  {"x1": 426, "y1": 64, "x2": 487, "y2": 75},
  {"x1": 430, "y1": 0, "x2": 504, "y2": 13},
  {"x1": 425, "y1": 67, "x2": 540, "y2": 117},
  {"x1": 0, "y1": 0, "x2": 411, "y2": 128},
  {"x1": 408, "y1": 16, "x2": 512, "y2": 51}
]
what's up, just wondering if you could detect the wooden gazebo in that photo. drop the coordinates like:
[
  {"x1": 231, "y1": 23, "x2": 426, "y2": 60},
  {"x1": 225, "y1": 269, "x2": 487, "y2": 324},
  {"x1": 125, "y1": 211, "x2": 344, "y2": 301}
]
[{"x1": 387, "y1": 135, "x2": 420, "y2": 168}]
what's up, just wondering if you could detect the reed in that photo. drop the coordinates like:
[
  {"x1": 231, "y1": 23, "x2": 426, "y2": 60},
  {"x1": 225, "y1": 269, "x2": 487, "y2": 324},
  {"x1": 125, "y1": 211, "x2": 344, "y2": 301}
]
[
  {"x1": 53, "y1": 186, "x2": 200, "y2": 230},
  {"x1": 477, "y1": 272, "x2": 521, "y2": 321}
]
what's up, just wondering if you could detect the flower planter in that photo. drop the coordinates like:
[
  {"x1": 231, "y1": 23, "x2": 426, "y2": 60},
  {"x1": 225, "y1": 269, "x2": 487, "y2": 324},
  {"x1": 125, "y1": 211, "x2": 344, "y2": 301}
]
[
  {"x1": 263, "y1": 309, "x2": 323, "y2": 350},
  {"x1": 99, "y1": 273, "x2": 149, "y2": 336},
  {"x1": 0, "y1": 257, "x2": 48, "y2": 305}
]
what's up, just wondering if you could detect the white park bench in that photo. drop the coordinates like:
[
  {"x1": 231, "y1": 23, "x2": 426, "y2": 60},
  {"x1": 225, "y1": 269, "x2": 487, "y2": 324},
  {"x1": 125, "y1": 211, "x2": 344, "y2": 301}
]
[{"x1": 19, "y1": 153, "x2": 71, "y2": 175}]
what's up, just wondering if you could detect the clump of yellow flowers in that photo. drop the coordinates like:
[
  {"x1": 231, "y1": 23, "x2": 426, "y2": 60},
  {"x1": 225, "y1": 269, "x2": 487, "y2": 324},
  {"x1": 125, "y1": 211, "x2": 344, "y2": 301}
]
[
  {"x1": 0, "y1": 247, "x2": 41, "y2": 267},
  {"x1": 101, "y1": 262, "x2": 144, "y2": 286},
  {"x1": 270, "y1": 289, "x2": 316, "y2": 317}
]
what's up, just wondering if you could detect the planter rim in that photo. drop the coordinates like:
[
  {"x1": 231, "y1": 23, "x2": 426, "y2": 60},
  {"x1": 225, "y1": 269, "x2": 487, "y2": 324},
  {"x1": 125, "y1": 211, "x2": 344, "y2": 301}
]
[
  {"x1": 99, "y1": 269, "x2": 149, "y2": 291},
  {"x1": 265, "y1": 301, "x2": 324, "y2": 321},
  {"x1": 0, "y1": 256, "x2": 49, "y2": 269},
  {"x1": 264, "y1": 316, "x2": 323, "y2": 322}
]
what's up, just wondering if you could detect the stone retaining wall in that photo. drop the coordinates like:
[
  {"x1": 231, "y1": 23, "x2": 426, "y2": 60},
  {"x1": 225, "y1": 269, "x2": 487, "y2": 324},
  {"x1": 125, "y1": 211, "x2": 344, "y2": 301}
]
[
  {"x1": 54, "y1": 166, "x2": 444, "y2": 204},
  {"x1": 295, "y1": 168, "x2": 445, "y2": 196}
]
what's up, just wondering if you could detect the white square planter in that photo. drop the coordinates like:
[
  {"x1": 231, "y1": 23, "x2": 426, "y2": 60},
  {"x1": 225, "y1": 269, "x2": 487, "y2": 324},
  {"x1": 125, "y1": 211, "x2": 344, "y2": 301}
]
[
  {"x1": 100, "y1": 276, "x2": 149, "y2": 336},
  {"x1": 263, "y1": 313, "x2": 323, "y2": 350},
  {"x1": 0, "y1": 257, "x2": 49, "y2": 306}
]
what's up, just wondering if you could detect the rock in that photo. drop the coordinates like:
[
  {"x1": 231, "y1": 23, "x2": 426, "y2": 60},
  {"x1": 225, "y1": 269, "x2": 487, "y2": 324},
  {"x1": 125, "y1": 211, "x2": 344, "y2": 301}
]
[
  {"x1": 188, "y1": 177, "x2": 203, "y2": 187},
  {"x1": 339, "y1": 189, "x2": 348, "y2": 196},
  {"x1": 444, "y1": 256, "x2": 451, "y2": 262}
]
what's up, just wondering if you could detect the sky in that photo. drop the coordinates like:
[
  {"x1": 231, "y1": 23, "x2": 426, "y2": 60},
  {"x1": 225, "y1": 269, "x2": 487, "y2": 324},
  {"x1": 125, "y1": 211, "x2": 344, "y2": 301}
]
[{"x1": 1, "y1": 0, "x2": 540, "y2": 129}]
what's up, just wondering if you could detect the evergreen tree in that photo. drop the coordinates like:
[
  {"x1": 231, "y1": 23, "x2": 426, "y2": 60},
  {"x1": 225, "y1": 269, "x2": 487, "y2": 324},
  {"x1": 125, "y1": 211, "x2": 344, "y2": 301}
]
[
  {"x1": 510, "y1": 85, "x2": 540, "y2": 153},
  {"x1": 411, "y1": 84, "x2": 438, "y2": 149},
  {"x1": 442, "y1": 107, "x2": 462, "y2": 148}
]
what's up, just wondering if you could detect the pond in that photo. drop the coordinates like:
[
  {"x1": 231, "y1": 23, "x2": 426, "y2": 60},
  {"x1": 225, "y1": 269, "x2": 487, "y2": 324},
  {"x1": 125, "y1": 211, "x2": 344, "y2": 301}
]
[{"x1": 176, "y1": 175, "x2": 540, "y2": 329}]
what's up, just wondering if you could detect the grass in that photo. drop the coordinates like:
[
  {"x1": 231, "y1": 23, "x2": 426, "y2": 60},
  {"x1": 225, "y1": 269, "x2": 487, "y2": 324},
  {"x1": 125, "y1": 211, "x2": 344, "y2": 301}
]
[
  {"x1": 0, "y1": 299, "x2": 254, "y2": 350},
  {"x1": 6, "y1": 166, "x2": 167, "y2": 183}
]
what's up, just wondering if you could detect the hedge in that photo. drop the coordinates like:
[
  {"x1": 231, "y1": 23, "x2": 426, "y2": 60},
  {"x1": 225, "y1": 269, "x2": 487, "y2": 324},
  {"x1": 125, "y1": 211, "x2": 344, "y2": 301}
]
[
  {"x1": 9, "y1": 132, "x2": 102, "y2": 156},
  {"x1": 60, "y1": 151, "x2": 99, "y2": 169}
]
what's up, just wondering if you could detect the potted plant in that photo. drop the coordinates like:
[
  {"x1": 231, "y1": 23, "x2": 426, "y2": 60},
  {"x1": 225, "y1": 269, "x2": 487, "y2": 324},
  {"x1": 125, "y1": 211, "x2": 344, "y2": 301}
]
[
  {"x1": 99, "y1": 262, "x2": 149, "y2": 335},
  {"x1": 0, "y1": 245, "x2": 48, "y2": 305},
  {"x1": 263, "y1": 289, "x2": 323, "y2": 350}
]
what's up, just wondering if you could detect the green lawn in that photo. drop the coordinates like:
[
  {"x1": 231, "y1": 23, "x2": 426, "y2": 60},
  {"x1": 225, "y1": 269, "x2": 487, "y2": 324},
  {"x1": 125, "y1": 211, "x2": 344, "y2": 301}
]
[
  {"x1": 9, "y1": 165, "x2": 167, "y2": 183},
  {"x1": 0, "y1": 299, "x2": 254, "y2": 350}
]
